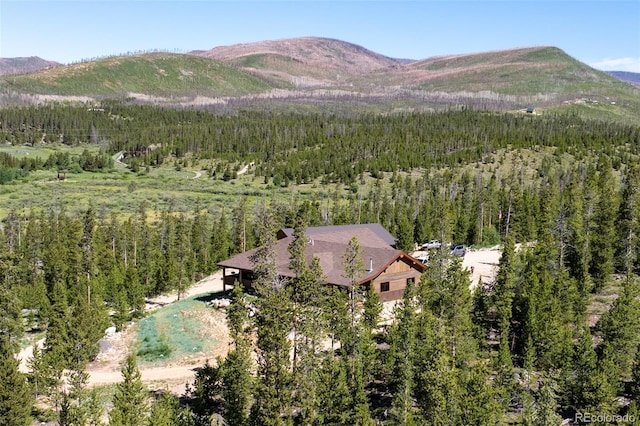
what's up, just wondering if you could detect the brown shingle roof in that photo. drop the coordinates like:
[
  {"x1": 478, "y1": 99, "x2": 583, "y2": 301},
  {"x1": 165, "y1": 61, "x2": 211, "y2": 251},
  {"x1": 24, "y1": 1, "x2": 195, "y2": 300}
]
[
  {"x1": 218, "y1": 226, "x2": 424, "y2": 287},
  {"x1": 278, "y1": 223, "x2": 396, "y2": 246}
]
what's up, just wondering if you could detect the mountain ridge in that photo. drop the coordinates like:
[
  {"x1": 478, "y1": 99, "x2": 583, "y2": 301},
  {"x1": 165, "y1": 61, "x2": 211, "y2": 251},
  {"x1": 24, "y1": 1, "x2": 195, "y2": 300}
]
[
  {"x1": 606, "y1": 71, "x2": 640, "y2": 87},
  {"x1": 1, "y1": 37, "x2": 639, "y2": 124},
  {"x1": 0, "y1": 56, "x2": 61, "y2": 76}
]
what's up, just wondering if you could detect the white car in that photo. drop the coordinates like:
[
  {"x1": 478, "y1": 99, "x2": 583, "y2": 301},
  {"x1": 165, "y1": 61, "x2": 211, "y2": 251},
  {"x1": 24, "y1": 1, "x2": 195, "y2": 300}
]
[{"x1": 421, "y1": 240, "x2": 442, "y2": 250}]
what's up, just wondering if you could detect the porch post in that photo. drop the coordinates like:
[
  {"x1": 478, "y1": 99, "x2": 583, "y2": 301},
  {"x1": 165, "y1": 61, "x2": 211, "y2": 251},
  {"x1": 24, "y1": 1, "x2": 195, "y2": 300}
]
[{"x1": 222, "y1": 267, "x2": 226, "y2": 293}]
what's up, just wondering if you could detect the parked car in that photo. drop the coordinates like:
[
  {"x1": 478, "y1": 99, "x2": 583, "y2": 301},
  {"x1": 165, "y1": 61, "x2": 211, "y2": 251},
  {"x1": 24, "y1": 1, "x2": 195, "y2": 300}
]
[
  {"x1": 415, "y1": 254, "x2": 429, "y2": 264},
  {"x1": 421, "y1": 240, "x2": 442, "y2": 250},
  {"x1": 450, "y1": 244, "x2": 466, "y2": 257}
]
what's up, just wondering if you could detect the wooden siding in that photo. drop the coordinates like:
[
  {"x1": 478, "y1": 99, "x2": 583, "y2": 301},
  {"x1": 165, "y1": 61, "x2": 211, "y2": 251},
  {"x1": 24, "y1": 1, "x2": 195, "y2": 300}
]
[{"x1": 373, "y1": 259, "x2": 421, "y2": 302}]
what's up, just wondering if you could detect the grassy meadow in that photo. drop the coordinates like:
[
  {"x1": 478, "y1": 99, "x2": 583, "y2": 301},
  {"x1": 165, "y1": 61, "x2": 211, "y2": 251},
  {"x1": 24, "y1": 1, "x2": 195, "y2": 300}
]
[
  {"x1": 0, "y1": 136, "x2": 596, "y2": 220},
  {"x1": 0, "y1": 144, "x2": 335, "y2": 219}
]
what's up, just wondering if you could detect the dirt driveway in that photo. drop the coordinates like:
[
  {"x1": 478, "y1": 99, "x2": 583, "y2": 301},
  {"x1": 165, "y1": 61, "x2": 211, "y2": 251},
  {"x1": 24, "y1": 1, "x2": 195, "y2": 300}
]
[
  {"x1": 462, "y1": 246, "x2": 502, "y2": 289},
  {"x1": 411, "y1": 246, "x2": 502, "y2": 289}
]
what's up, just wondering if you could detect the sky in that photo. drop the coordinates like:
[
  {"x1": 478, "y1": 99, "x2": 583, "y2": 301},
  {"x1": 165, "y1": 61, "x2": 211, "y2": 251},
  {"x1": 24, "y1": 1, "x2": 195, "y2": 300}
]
[{"x1": 1, "y1": 0, "x2": 639, "y2": 72}]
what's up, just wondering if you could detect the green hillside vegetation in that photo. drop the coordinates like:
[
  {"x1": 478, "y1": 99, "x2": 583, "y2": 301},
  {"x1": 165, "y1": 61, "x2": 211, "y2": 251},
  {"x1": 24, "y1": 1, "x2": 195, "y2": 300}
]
[
  {"x1": 231, "y1": 53, "x2": 335, "y2": 86},
  {"x1": 1, "y1": 53, "x2": 273, "y2": 97},
  {"x1": 411, "y1": 47, "x2": 633, "y2": 96}
]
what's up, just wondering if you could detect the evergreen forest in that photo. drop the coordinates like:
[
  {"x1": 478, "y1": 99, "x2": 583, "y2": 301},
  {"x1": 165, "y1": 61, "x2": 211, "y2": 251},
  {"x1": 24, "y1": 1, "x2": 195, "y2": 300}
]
[{"x1": 2, "y1": 103, "x2": 640, "y2": 424}]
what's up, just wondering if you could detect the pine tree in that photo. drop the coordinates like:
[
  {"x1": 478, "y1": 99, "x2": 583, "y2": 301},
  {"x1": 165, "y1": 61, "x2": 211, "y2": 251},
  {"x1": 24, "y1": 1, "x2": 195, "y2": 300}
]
[
  {"x1": 210, "y1": 209, "x2": 231, "y2": 267},
  {"x1": 231, "y1": 198, "x2": 250, "y2": 254},
  {"x1": 0, "y1": 336, "x2": 33, "y2": 426},
  {"x1": 316, "y1": 355, "x2": 352, "y2": 425},
  {"x1": 80, "y1": 207, "x2": 95, "y2": 286},
  {"x1": 588, "y1": 342, "x2": 620, "y2": 416},
  {"x1": 44, "y1": 280, "x2": 72, "y2": 374},
  {"x1": 0, "y1": 279, "x2": 23, "y2": 347},
  {"x1": 616, "y1": 164, "x2": 640, "y2": 280},
  {"x1": 414, "y1": 324, "x2": 461, "y2": 424},
  {"x1": 125, "y1": 264, "x2": 145, "y2": 318},
  {"x1": 222, "y1": 278, "x2": 253, "y2": 426},
  {"x1": 567, "y1": 325, "x2": 598, "y2": 410},
  {"x1": 185, "y1": 360, "x2": 223, "y2": 423},
  {"x1": 109, "y1": 354, "x2": 149, "y2": 426},
  {"x1": 68, "y1": 284, "x2": 109, "y2": 368},
  {"x1": 458, "y1": 361, "x2": 504, "y2": 425},
  {"x1": 493, "y1": 234, "x2": 516, "y2": 374},
  {"x1": 174, "y1": 214, "x2": 191, "y2": 301},
  {"x1": 227, "y1": 282, "x2": 248, "y2": 345},
  {"x1": 533, "y1": 378, "x2": 562, "y2": 426},
  {"x1": 190, "y1": 206, "x2": 210, "y2": 276},
  {"x1": 249, "y1": 208, "x2": 293, "y2": 425},
  {"x1": 59, "y1": 368, "x2": 94, "y2": 426},
  {"x1": 221, "y1": 345, "x2": 253, "y2": 426},
  {"x1": 494, "y1": 234, "x2": 516, "y2": 337},
  {"x1": 565, "y1": 169, "x2": 592, "y2": 293},
  {"x1": 427, "y1": 258, "x2": 477, "y2": 367},
  {"x1": 148, "y1": 392, "x2": 181, "y2": 426},
  {"x1": 395, "y1": 207, "x2": 414, "y2": 252},
  {"x1": 287, "y1": 212, "x2": 327, "y2": 424},
  {"x1": 630, "y1": 341, "x2": 640, "y2": 401},
  {"x1": 595, "y1": 279, "x2": 640, "y2": 377},
  {"x1": 323, "y1": 285, "x2": 349, "y2": 351},
  {"x1": 112, "y1": 286, "x2": 131, "y2": 332},
  {"x1": 589, "y1": 157, "x2": 618, "y2": 292},
  {"x1": 340, "y1": 237, "x2": 375, "y2": 425},
  {"x1": 387, "y1": 283, "x2": 418, "y2": 426}
]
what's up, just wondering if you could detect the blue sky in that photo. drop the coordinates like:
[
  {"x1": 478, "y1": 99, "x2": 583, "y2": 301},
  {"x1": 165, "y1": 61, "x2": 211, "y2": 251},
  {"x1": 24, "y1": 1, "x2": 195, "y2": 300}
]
[{"x1": 1, "y1": 0, "x2": 639, "y2": 72}]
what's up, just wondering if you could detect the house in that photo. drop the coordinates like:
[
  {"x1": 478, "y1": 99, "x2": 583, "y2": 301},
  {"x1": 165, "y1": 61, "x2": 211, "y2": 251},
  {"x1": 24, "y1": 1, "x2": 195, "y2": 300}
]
[{"x1": 217, "y1": 224, "x2": 425, "y2": 302}]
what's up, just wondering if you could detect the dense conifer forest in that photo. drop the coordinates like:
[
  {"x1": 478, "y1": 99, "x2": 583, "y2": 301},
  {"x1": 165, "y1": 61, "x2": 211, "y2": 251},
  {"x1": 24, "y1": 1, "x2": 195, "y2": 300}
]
[{"x1": 2, "y1": 104, "x2": 640, "y2": 424}]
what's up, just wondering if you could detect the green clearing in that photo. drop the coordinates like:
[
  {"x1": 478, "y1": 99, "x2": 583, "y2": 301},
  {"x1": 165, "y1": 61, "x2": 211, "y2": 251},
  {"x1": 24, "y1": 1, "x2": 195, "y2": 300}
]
[
  {"x1": 135, "y1": 295, "x2": 220, "y2": 364},
  {"x1": 0, "y1": 138, "x2": 582, "y2": 219},
  {"x1": 0, "y1": 143, "x2": 102, "y2": 159},
  {"x1": 0, "y1": 158, "x2": 312, "y2": 218}
]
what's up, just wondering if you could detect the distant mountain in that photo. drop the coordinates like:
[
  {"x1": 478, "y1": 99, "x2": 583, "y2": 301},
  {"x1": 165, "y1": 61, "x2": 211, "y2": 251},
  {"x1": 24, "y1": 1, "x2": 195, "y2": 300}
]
[
  {"x1": 1, "y1": 39, "x2": 639, "y2": 124},
  {"x1": 1, "y1": 52, "x2": 272, "y2": 97},
  {"x1": 190, "y1": 36, "x2": 403, "y2": 87},
  {"x1": 0, "y1": 56, "x2": 61, "y2": 76},
  {"x1": 606, "y1": 71, "x2": 640, "y2": 87}
]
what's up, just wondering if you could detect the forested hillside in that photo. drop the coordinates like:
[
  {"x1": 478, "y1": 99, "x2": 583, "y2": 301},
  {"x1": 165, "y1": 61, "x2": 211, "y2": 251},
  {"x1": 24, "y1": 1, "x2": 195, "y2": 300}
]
[
  {"x1": 2, "y1": 103, "x2": 639, "y2": 185},
  {"x1": 3, "y1": 41, "x2": 640, "y2": 125},
  {"x1": 2, "y1": 106, "x2": 640, "y2": 423}
]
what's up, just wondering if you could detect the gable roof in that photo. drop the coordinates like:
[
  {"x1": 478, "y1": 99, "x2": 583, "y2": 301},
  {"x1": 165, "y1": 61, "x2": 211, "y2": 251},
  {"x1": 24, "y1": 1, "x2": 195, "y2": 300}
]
[
  {"x1": 218, "y1": 225, "x2": 424, "y2": 287},
  {"x1": 277, "y1": 223, "x2": 396, "y2": 246}
]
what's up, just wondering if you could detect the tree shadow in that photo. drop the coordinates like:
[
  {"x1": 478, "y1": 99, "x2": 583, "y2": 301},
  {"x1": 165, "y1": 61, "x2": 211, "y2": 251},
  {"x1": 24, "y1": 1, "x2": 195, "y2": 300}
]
[{"x1": 194, "y1": 290, "x2": 228, "y2": 303}]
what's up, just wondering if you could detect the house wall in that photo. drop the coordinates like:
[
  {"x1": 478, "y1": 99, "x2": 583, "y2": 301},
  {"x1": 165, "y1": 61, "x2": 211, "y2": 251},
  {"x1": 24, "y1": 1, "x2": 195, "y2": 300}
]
[{"x1": 371, "y1": 259, "x2": 422, "y2": 302}]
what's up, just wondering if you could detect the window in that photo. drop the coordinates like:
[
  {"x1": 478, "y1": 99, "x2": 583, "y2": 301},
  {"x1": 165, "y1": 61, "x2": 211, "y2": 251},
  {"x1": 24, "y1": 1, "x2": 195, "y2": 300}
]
[
  {"x1": 380, "y1": 282, "x2": 390, "y2": 292},
  {"x1": 407, "y1": 277, "x2": 415, "y2": 287}
]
